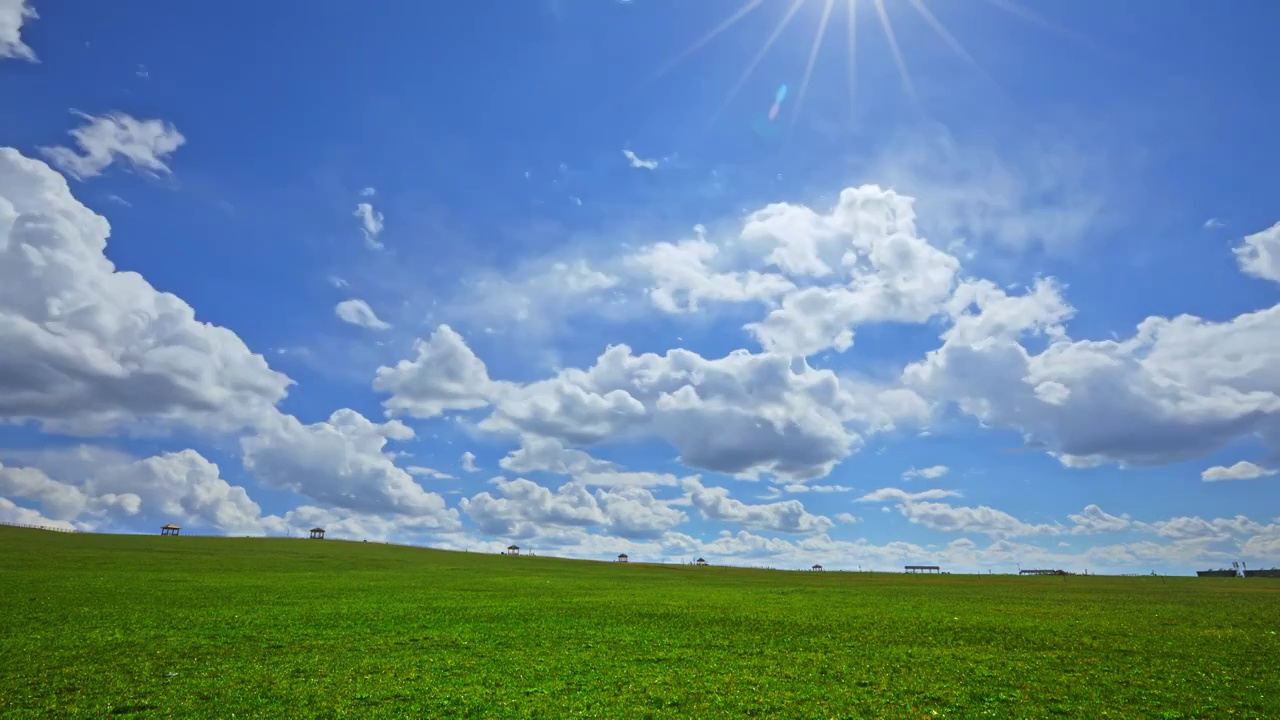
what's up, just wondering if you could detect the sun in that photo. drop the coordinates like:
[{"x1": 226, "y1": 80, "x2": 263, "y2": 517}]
[{"x1": 649, "y1": 0, "x2": 1079, "y2": 131}]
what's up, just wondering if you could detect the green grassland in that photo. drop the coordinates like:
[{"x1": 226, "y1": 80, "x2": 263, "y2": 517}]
[{"x1": 1, "y1": 527, "x2": 1278, "y2": 719}]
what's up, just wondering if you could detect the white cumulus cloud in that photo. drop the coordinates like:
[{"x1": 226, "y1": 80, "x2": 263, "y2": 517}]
[
  {"x1": 0, "y1": 446, "x2": 272, "y2": 534},
  {"x1": 1234, "y1": 221, "x2": 1280, "y2": 283},
  {"x1": 460, "y1": 451, "x2": 479, "y2": 473},
  {"x1": 1068, "y1": 504, "x2": 1131, "y2": 535},
  {"x1": 1201, "y1": 461, "x2": 1277, "y2": 482},
  {"x1": 0, "y1": 0, "x2": 38, "y2": 61},
  {"x1": 374, "y1": 325, "x2": 509, "y2": 419},
  {"x1": 905, "y1": 277, "x2": 1280, "y2": 469},
  {"x1": 241, "y1": 409, "x2": 459, "y2": 525},
  {"x1": 334, "y1": 298, "x2": 390, "y2": 330},
  {"x1": 0, "y1": 148, "x2": 292, "y2": 436}
]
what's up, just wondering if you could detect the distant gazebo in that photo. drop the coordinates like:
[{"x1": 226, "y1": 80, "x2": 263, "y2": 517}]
[
  {"x1": 617, "y1": 553, "x2": 629, "y2": 563},
  {"x1": 160, "y1": 523, "x2": 180, "y2": 537},
  {"x1": 695, "y1": 557, "x2": 707, "y2": 566},
  {"x1": 905, "y1": 565, "x2": 941, "y2": 574},
  {"x1": 812, "y1": 564, "x2": 823, "y2": 571},
  {"x1": 309, "y1": 527, "x2": 325, "y2": 540},
  {"x1": 507, "y1": 544, "x2": 520, "y2": 556}
]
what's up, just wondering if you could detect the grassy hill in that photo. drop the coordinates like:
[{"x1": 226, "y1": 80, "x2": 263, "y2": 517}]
[{"x1": 2, "y1": 526, "x2": 1277, "y2": 718}]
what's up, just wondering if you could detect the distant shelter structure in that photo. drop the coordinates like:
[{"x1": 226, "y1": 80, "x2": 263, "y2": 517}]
[
  {"x1": 1019, "y1": 569, "x2": 1067, "y2": 576},
  {"x1": 309, "y1": 527, "x2": 325, "y2": 540},
  {"x1": 1196, "y1": 568, "x2": 1239, "y2": 578},
  {"x1": 905, "y1": 565, "x2": 940, "y2": 574},
  {"x1": 506, "y1": 544, "x2": 520, "y2": 556},
  {"x1": 811, "y1": 564, "x2": 823, "y2": 571},
  {"x1": 695, "y1": 558, "x2": 707, "y2": 566},
  {"x1": 617, "y1": 553, "x2": 629, "y2": 563},
  {"x1": 160, "y1": 523, "x2": 180, "y2": 537}
]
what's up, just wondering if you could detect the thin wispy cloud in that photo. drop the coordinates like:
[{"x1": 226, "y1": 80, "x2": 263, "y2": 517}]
[
  {"x1": 40, "y1": 111, "x2": 185, "y2": 179},
  {"x1": 354, "y1": 202, "x2": 385, "y2": 250},
  {"x1": 622, "y1": 149, "x2": 659, "y2": 170}
]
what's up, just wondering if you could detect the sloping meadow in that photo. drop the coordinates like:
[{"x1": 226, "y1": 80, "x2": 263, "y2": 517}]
[{"x1": 1, "y1": 527, "x2": 1276, "y2": 718}]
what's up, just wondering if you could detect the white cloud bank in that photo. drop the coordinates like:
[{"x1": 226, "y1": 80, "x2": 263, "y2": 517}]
[
  {"x1": 5, "y1": 138, "x2": 1280, "y2": 571},
  {"x1": 0, "y1": 446, "x2": 269, "y2": 534},
  {"x1": 40, "y1": 112, "x2": 186, "y2": 180}
]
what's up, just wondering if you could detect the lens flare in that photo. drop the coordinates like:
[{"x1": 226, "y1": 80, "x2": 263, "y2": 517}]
[{"x1": 712, "y1": 0, "x2": 806, "y2": 125}]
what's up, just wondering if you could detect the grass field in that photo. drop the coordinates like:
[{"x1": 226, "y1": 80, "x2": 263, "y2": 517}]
[{"x1": 1, "y1": 527, "x2": 1277, "y2": 719}]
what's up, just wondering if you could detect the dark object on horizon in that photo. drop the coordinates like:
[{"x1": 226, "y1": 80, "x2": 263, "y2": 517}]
[
  {"x1": 1243, "y1": 568, "x2": 1280, "y2": 578},
  {"x1": 309, "y1": 527, "x2": 325, "y2": 540},
  {"x1": 1196, "y1": 569, "x2": 1239, "y2": 578},
  {"x1": 1020, "y1": 569, "x2": 1068, "y2": 576},
  {"x1": 617, "y1": 553, "x2": 629, "y2": 563},
  {"x1": 905, "y1": 565, "x2": 940, "y2": 574},
  {"x1": 160, "y1": 523, "x2": 180, "y2": 537},
  {"x1": 695, "y1": 558, "x2": 707, "y2": 566},
  {"x1": 506, "y1": 544, "x2": 520, "y2": 556},
  {"x1": 811, "y1": 564, "x2": 823, "y2": 571}
]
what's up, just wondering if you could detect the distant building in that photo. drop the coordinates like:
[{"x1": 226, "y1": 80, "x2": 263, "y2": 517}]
[
  {"x1": 160, "y1": 523, "x2": 180, "y2": 537},
  {"x1": 617, "y1": 553, "x2": 629, "y2": 563},
  {"x1": 1243, "y1": 568, "x2": 1280, "y2": 579},
  {"x1": 506, "y1": 544, "x2": 520, "y2": 556},
  {"x1": 309, "y1": 527, "x2": 325, "y2": 540},
  {"x1": 695, "y1": 558, "x2": 707, "y2": 566},
  {"x1": 1196, "y1": 569, "x2": 1239, "y2": 578},
  {"x1": 811, "y1": 564, "x2": 823, "y2": 571},
  {"x1": 905, "y1": 565, "x2": 940, "y2": 574}
]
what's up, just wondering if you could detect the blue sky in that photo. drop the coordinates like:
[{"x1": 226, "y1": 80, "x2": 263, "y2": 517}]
[{"x1": 2, "y1": 0, "x2": 1279, "y2": 573}]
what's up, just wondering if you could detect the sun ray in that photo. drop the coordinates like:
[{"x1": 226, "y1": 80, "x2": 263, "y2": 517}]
[
  {"x1": 907, "y1": 0, "x2": 1001, "y2": 92},
  {"x1": 846, "y1": 0, "x2": 859, "y2": 124},
  {"x1": 649, "y1": 0, "x2": 768, "y2": 83},
  {"x1": 985, "y1": 0, "x2": 1116, "y2": 64},
  {"x1": 984, "y1": 0, "x2": 1087, "y2": 44},
  {"x1": 873, "y1": 0, "x2": 915, "y2": 99},
  {"x1": 789, "y1": 0, "x2": 835, "y2": 137},
  {"x1": 711, "y1": 0, "x2": 806, "y2": 125}
]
